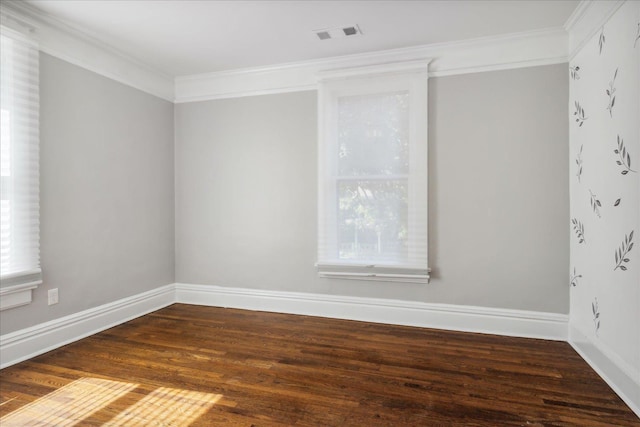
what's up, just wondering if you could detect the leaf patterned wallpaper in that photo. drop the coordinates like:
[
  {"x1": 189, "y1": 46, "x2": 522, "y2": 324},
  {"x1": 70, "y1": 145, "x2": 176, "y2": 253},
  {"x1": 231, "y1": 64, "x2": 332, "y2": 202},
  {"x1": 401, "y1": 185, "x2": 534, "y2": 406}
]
[{"x1": 569, "y1": 1, "x2": 639, "y2": 381}]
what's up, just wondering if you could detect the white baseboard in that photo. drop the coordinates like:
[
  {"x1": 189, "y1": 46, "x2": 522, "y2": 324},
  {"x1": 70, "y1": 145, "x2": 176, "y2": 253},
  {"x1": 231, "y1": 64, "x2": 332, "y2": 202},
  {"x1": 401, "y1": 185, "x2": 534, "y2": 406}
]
[
  {"x1": 5, "y1": 281, "x2": 638, "y2": 418},
  {"x1": 0, "y1": 282, "x2": 568, "y2": 371},
  {"x1": 569, "y1": 325, "x2": 640, "y2": 418},
  {"x1": 175, "y1": 283, "x2": 569, "y2": 341},
  {"x1": 0, "y1": 284, "x2": 175, "y2": 369}
]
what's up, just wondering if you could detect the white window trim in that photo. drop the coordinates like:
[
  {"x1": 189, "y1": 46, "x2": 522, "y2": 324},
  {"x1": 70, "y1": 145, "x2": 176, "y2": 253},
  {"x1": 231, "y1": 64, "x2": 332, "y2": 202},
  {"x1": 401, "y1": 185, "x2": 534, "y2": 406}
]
[
  {"x1": 0, "y1": 19, "x2": 41, "y2": 311},
  {"x1": 316, "y1": 60, "x2": 431, "y2": 283}
]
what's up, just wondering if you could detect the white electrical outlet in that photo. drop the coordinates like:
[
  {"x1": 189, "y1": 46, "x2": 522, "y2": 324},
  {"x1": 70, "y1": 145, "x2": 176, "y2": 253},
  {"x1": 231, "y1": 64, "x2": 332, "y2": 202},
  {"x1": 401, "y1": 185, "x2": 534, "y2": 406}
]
[{"x1": 48, "y1": 288, "x2": 59, "y2": 305}]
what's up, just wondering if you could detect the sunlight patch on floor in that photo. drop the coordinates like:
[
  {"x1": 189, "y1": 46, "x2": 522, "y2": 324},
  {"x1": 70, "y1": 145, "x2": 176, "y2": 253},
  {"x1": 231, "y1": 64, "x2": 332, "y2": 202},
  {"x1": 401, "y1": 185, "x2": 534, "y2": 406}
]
[
  {"x1": 0, "y1": 378, "x2": 222, "y2": 426},
  {"x1": 0, "y1": 377, "x2": 137, "y2": 426},
  {"x1": 104, "y1": 387, "x2": 222, "y2": 426}
]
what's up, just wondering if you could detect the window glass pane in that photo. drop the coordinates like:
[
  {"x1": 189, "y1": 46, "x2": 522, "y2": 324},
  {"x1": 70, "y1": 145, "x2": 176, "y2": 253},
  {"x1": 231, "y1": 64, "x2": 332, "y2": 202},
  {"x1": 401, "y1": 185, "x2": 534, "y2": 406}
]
[
  {"x1": 337, "y1": 179, "x2": 408, "y2": 262},
  {"x1": 337, "y1": 91, "x2": 409, "y2": 176}
]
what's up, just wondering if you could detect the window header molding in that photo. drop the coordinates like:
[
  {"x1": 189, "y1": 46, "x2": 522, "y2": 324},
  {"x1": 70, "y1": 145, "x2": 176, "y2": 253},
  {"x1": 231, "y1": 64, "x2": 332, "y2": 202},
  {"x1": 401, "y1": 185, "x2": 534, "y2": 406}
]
[{"x1": 316, "y1": 59, "x2": 432, "y2": 82}]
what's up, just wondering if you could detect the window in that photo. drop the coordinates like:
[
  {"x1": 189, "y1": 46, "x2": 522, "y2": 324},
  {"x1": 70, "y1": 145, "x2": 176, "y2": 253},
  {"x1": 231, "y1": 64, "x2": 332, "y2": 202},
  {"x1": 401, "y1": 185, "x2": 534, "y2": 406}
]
[
  {"x1": 317, "y1": 61, "x2": 430, "y2": 283},
  {"x1": 0, "y1": 23, "x2": 41, "y2": 310}
]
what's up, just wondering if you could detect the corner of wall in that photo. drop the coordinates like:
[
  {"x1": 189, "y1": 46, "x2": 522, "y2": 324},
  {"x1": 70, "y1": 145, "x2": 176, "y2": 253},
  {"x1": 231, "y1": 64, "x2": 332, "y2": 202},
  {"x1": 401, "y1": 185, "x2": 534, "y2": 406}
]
[{"x1": 567, "y1": 0, "x2": 640, "y2": 418}]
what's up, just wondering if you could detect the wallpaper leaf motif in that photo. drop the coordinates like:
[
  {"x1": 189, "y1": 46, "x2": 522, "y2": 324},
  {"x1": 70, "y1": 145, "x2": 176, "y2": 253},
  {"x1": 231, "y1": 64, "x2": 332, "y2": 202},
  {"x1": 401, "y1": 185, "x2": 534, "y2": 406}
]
[
  {"x1": 576, "y1": 145, "x2": 583, "y2": 182},
  {"x1": 589, "y1": 190, "x2": 602, "y2": 218},
  {"x1": 606, "y1": 68, "x2": 618, "y2": 117},
  {"x1": 614, "y1": 135, "x2": 636, "y2": 175},
  {"x1": 572, "y1": 218, "x2": 586, "y2": 244},
  {"x1": 570, "y1": 66, "x2": 581, "y2": 80},
  {"x1": 570, "y1": 267, "x2": 582, "y2": 287},
  {"x1": 569, "y1": 1, "x2": 638, "y2": 379},
  {"x1": 592, "y1": 298, "x2": 600, "y2": 336},
  {"x1": 614, "y1": 231, "x2": 634, "y2": 271},
  {"x1": 574, "y1": 101, "x2": 587, "y2": 127}
]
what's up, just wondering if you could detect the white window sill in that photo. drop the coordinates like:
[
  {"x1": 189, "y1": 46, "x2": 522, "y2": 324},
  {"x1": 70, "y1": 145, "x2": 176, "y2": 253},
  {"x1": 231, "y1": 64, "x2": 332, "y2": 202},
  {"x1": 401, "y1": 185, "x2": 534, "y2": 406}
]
[
  {"x1": 0, "y1": 271, "x2": 42, "y2": 311},
  {"x1": 316, "y1": 263, "x2": 430, "y2": 284}
]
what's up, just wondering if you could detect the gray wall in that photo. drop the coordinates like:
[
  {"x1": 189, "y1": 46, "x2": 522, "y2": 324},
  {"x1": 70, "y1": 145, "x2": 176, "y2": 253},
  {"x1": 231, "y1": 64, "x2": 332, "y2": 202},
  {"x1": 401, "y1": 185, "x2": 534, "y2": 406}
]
[
  {"x1": 1, "y1": 60, "x2": 568, "y2": 336},
  {"x1": 0, "y1": 54, "x2": 175, "y2": 334},
  {"x1": 175, "y1": 64, "x2": 570, "y2": 314}
]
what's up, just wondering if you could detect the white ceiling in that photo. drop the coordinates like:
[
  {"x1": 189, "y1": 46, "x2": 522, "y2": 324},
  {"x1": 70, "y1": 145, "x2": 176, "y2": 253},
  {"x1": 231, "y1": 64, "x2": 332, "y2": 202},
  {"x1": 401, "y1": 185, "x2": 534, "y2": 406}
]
[{"x1": 24, "y1": 0, "x2": 580, "y2": 77}]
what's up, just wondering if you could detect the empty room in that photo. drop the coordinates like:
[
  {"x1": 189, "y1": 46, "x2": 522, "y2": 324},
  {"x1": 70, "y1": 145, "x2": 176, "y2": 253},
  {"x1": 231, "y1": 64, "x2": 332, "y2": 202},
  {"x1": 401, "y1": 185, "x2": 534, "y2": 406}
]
[{"x1": 0, "y1": 0, "x2": 638, "y2": 425}]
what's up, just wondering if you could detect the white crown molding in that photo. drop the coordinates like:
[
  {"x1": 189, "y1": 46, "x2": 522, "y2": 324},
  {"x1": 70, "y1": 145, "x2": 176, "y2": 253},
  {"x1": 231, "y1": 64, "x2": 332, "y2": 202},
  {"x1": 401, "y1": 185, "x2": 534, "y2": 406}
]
[
  {"x1": 564, "y1": 0, "x2": 626, "y2": 61},
  {"x1": 426, "y1": 27, "x2": 568, "y2": 76},
  {"x1": 175, "y1": 283, "x2": 569, "y2": 341},
  {"x1": 0, "y1": 1, "x2": 174, "y2": 102},
  {"x1": 1, "y1": 1, "x2": 571, "y2": 104},
  {"x1": 175, "y1": 27, "x2": 569, "y2": 103},
  {"x1": 0, "y1": 284, "x2": 174, "y2": 369},
  {"x1": 569, "y1": 325, "x2": 640, "y2": 418}
]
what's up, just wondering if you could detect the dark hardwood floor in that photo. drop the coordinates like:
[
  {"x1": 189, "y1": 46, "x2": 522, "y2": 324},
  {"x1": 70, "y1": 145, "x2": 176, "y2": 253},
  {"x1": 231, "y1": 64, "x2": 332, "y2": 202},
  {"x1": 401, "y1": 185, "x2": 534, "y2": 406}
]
[{"x1": 0, "y1": 304, "x2": 638, "y2": 426}]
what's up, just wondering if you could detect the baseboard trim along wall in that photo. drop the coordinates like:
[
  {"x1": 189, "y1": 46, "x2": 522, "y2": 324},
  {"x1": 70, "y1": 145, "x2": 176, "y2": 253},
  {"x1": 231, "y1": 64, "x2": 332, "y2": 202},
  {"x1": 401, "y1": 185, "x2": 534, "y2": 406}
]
[
  {"x1": 7, "y1": 283, "x2": 640, "y2": 419},
  {"x1": 175, "y1": 283, "x2": 569, "y2": 341},
  {"x1": 569, "y1": 325, "x2": 640, "y2": 418},
  {"x1": 0, "y1": 284, "x2": 175, "y2": 369},
  {"x1": 1, "y1": 282, "x2": 569, "y2": 369}
]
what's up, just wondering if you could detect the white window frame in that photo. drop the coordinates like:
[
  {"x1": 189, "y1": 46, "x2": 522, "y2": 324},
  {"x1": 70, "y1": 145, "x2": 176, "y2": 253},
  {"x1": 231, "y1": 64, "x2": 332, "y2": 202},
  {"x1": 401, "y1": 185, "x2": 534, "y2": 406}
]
[
  {"x1": 316, "y1": 60, "x2": 430, "y2": 283},
  {"x1": 0, "y1": 19, "x2": 41, "y2": 311}
]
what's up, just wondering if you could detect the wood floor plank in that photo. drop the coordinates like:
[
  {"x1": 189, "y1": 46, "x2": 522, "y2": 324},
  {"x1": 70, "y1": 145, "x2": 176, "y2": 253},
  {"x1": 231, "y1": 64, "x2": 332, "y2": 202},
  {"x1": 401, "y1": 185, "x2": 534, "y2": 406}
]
[{"x1": 1, "y1": 304, "x2": 638, "y2": 426}]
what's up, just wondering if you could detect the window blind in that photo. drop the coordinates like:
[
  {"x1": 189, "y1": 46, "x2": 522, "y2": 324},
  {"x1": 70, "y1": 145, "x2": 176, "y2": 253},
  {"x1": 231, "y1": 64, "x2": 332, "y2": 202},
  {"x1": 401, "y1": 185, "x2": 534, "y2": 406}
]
[{"x1": 0, "y1": 24, "x2": 41, "y2": 289}]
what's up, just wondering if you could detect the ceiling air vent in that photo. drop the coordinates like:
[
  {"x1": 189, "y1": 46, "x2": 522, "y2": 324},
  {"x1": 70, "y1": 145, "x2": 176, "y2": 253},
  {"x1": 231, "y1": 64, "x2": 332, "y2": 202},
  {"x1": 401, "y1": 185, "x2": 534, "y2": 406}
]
[{"x1": 314, "y1": 25, "x2": 362, "y2": 41}]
